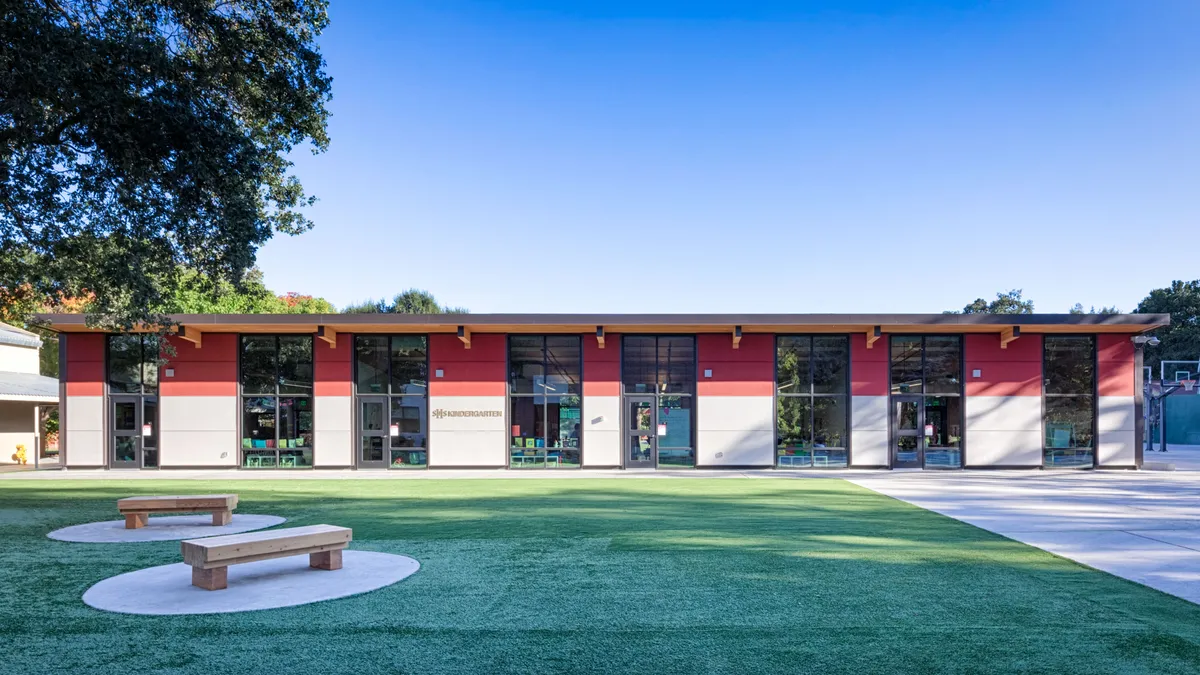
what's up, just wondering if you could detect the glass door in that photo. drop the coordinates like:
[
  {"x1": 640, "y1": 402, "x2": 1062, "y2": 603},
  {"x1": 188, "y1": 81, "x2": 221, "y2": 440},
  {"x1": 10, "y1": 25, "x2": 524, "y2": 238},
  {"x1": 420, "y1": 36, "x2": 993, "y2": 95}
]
[
  {"x1": 625, "y1": 397, "x2": 656, "y2": 468},
  {"x1": 892, "y1": 395, "x2": 923, "y2": 468},
  {"x1": 141, "y1": 397, "x2": 158, "y2": 468},
  {"x1": 357, "y1": 396, "x2": 388, "y2": 468},
  {"x1": 110, "y1": 396, "x2": 141, "y2": 468}
]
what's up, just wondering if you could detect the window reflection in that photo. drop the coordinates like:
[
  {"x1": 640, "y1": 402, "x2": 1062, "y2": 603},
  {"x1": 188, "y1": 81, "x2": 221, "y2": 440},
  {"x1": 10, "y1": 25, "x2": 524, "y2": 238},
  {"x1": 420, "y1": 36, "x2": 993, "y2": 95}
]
[
  {"x1": 354, "y1": 335, "x2": 429, "y2": 468},
  {"x1": 1044, "y1": 336, "x2": 1095, "y2": 468},
  {"x1": 509, "y1": 336, "x2": 583, "y2": 468},
  {"x1": 776, "y1": 336, "x2": 849, "y2": 468},
  {"x1": 240, "y1": 336, "x2": 314, "y2": 468}
]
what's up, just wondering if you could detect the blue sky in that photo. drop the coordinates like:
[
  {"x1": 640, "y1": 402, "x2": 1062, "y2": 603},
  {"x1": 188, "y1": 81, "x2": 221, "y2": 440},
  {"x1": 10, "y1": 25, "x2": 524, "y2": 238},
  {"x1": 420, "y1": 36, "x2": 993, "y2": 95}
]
[{"x1": 257, "y1": 0, "x2": 1200, "y2": 313}]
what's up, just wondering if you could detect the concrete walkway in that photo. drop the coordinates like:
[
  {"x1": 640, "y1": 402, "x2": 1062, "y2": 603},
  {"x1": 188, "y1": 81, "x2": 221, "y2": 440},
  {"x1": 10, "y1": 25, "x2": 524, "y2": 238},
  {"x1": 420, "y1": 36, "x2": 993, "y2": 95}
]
[{"x1": 850, "y1": 469, "x2": 1200, "y2": 605}]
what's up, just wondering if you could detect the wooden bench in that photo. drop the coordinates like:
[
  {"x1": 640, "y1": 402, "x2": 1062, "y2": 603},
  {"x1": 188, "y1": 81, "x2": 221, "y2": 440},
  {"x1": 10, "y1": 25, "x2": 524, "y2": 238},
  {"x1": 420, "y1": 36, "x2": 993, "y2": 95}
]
[
  {"x1": 117, "y1": 494, "x2": 238, "y2": 529},
  {"x1": 180, "y1": 524, "x2": 352, "y2": 591}
]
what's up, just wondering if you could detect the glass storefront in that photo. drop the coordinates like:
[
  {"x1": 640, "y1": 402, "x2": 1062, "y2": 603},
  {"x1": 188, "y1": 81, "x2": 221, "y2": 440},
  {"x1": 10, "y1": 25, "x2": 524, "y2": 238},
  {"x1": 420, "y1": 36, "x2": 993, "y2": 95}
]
[
  {"x1": 1043, "y1": 336, "x2": 1095, "y2": 468},
  {"x1": 240, "y1": 335, "x2": 314, "y2": 468},
  {"x1": 890, "y1": 336, "x2": 963, "y2": 468},
  {"x1": 355, "y1": 335, "x2": 428, "y2": 468},
  {"x1": 621, "y1": 336, "x2": 696, "y2": 467},
  {"x1": 776, "y1": 336, "x2": 849, "y2": 467},
  {"x1": 508, "y1": 336, "x2": 582, "y2": 468}
]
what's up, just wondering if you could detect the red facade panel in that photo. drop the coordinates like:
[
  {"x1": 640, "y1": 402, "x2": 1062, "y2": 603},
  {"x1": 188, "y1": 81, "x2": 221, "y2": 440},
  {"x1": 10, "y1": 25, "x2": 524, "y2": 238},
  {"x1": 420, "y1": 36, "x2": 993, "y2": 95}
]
[
  {"x1": 964, "y1": 334, "x2": 1042, "y2": 397},
  {"x1": 850, "y1": 333, "x2": 888, "y2": 396},
  {"x1": 697, "y1": 333, "x2": 773, "y2": 396},
  {"x1": 1097, "y1": 334, "x2": 1136, "y2": 396},
  {"x1": 65, "y1": 333, "x2": 105, "y2": 396},
  {"x1": 160, "y1": 334, "x2": 238, "y2": 396},
  {"x1": 429, "y1": 334, "x2": 506, "y2": 396},
  {"x1": 314, "y1": 335, "x2": 353, "y2": 397},
  {"x1": 583, "y1": 332, "x2": 620, "y2": 397}
]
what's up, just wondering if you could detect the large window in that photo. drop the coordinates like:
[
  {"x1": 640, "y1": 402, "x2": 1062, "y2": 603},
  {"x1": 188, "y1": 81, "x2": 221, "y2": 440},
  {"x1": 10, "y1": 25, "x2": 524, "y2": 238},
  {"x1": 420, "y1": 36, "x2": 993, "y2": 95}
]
[
  {"x1": 355, "y1": 335, "x2": 428, "y2": 468},
  {"x1": 240, "y1": 336, "x2": 313, "y2": 468},
  {"x1": 890, "y1": 336, "x2": 963, "y2": 468},
  {"x1": 508, "y1": 336, "x2": 582, "y2": 468},
  {"x1": 776, "y1": 336, "x2": 849, "y2": 468},
  {"x1": 107, "y1": 335, "x2": 159, "y2": 468},
  {"x1": 1044, "y1": 336, "x2": 1095, "y2": 468},
  {"x1": 622, "y1": 336, "x2": 696, "y2": 467}
]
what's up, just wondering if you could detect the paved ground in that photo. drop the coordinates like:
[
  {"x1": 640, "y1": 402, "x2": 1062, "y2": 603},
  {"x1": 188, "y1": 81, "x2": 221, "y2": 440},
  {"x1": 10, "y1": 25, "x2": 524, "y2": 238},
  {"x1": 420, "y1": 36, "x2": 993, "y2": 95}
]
[{"x1": 850, "y1": 467, "x2": 1200, "y2": 605}]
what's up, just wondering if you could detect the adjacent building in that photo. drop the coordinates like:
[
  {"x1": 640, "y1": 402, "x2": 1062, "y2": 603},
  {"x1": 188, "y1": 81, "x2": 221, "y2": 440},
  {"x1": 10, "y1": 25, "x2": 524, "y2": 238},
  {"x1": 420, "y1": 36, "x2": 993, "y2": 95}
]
[
  {"x1": 0, "y1": 323, "x2": 59, "y2": 465},
  {"x1": 40, "y1": 313, "x2": 1167, "y2": 471}
]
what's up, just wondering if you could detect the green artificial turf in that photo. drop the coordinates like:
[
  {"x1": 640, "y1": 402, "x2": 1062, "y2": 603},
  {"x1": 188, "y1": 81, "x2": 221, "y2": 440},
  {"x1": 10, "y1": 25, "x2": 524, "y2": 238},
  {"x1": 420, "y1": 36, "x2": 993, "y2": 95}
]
[{"x1": 3, "y1": 478, "x2": 1200, "y2": 674}]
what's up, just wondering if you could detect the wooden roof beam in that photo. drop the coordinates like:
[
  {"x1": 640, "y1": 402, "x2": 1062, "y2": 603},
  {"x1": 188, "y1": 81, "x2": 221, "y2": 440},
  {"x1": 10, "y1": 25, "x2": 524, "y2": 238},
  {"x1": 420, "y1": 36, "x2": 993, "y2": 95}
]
[
  {"x1": 596, "y1": 326, "x2": 605, "y2": 349},
  {"x1": 457, "y1": 325, "x2": 471, "y2": 349},
  {"x1": 732, "y1": 325, "x2": 742, "y2": 350}
]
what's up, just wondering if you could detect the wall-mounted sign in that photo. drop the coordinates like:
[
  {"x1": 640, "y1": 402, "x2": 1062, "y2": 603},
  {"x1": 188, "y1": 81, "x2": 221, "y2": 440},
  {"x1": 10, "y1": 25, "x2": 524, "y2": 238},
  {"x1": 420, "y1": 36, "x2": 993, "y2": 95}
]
[
  {"x1": 432, "y1": 409, "x2": 502, "y2": 419},
  {"x1": 657, "y1": 423, "x2": 667, "y2": 436},
  {"x1": 142, "y1": 424, "x2": 152, "y2": 437},
  {"x1": 389, "y1": 424, "x2": 400, "y2": 437},
  {"x1": 924, "y1": 424, "x2": 934, "y2": 437}
]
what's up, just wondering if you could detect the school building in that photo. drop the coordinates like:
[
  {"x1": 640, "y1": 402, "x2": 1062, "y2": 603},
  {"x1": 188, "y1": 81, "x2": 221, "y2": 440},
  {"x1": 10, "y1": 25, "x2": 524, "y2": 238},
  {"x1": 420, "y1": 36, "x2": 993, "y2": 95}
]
[{"x1": 40, "y1": 312, "x2": 1167, "y2": 471}]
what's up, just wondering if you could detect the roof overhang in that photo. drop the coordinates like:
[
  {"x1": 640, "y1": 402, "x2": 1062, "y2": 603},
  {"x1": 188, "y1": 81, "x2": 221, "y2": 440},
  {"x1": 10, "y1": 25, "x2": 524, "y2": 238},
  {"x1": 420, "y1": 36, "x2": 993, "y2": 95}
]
[{"x1": 35, "y1": 312, "x2": 1171, "y2": 338}]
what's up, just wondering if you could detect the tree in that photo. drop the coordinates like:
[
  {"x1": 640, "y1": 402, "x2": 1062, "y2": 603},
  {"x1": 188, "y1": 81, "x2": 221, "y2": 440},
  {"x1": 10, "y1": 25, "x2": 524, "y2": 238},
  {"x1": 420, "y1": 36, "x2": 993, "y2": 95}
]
[
  {"x1": 167, "y1": 267, "x2": 334, "y2": 314},
  {"x1": 1069, "y1": 303, "x2": 1121, "y2": 314},
  {"x1": 1, "y1": 0, "x2": 332, "y2": 331},
  {"x1": 949, "y1": 290, "x2": 1035, "y2": 314},
  {"x1": 1136, "y1": 280, "x2": 1200, "y2": 375},
  {"x1": 343, "y1": 289, "x2": 467, "y2": 314}
]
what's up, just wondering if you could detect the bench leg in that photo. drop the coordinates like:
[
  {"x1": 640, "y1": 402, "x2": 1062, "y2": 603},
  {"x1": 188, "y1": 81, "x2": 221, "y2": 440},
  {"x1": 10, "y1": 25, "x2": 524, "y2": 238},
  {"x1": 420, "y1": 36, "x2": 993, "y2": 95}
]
[
  {"x1": 310, "y1": 549, "x2": 343, "y2": 571},
  {"x1": 212, "y1": 510, "x2": 232, "y2": 526},
  {"x1": 192, "y1": 566, "x2": 228, "y2": 591},
  {"x1": 124, "y1": 513, "x2": 148, "y2": 529}
]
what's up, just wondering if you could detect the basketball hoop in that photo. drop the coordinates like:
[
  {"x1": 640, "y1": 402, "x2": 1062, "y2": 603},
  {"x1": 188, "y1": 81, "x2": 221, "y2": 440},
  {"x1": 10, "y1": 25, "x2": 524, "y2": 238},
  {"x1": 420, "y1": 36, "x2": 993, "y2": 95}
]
[{"x1": 1183, "y1": 380, "x2": 1196, "y2": 393}]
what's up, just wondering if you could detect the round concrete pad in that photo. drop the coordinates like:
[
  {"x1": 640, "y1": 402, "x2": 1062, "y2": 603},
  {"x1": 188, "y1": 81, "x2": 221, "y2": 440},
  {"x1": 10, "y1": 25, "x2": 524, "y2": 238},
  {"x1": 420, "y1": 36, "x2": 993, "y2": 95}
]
[
  {"x1": 48, "y1": 514, "x2": 286, "y2": 543},
  {"x1": 83, "y1": 551, "x2": 419, "y2": 615}
]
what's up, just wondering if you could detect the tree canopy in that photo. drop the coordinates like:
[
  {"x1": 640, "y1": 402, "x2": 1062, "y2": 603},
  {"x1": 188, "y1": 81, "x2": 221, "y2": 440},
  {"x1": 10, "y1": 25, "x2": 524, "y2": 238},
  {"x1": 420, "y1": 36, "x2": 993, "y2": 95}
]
[
  {"x1": 1137, "y1": 280, "x2": 1200, "y2": 375},
  {"x1": 0, "y1": 0, "x2": 332, "y2": 330},
  {"x1": 948, "y1": 290, "x2": 1034, "y2": 314},
  {"x1": 343, "y1": 289, "x2": 468, "y2": 315},
  {"x1": 1069, "y1": 303, "x2": 1121, "y2": 314}
]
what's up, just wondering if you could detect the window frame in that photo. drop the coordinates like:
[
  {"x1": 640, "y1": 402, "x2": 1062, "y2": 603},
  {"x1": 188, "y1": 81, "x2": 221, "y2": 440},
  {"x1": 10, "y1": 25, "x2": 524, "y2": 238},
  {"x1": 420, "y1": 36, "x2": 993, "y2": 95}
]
[
  {"x1": 105, "y1": 334, "x2": 160, "y2": 469},
  {"x1": 352, "y1": 334, "x2": 430, "y2": 469},
  {"x1": 238, "y1": 334, "x2": 315, "y2": 469},
  {"x1": 774, "y1": 334, "x2": 851, "y2": 469},
  {"x1": 506, "y1": 334, "x2": 584, "y2": 469},
  {"x1": 1041, "y1": 334, "x2": 1098, "y2": 469},
  {"x1": 620, "y1": 334, "x2": 697, "y2": 467},
  {"x1": 887, "y1": 334, "x2": 965, "y2": 469}
]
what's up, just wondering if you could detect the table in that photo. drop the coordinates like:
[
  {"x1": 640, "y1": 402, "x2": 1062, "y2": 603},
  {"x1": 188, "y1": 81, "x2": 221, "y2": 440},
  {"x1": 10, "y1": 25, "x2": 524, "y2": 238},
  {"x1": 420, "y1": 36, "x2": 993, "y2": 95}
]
[{"x1": 512, "y1": 455, "x2": 561, "y2": 467}]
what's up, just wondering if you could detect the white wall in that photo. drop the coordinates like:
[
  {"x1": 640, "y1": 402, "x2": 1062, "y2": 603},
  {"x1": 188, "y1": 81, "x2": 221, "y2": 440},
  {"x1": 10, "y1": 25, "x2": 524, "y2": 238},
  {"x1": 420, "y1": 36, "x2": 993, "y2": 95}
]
[
  {"x1": 696, "y1": 396, "x2": 774, "y2": 466},
  {"x1": 428, "y1": 395, "x2": 506, "y2": 466},
  {"x1": 850, "y1": 396, "x2": 889, "y2": 467},
  {"x1": 964, "y1": 396, "x2": 1043, "y2": 467},
  {"x1": 0, "y1": 343, "x2": 39, "y2": 375},
  {"x1": 1097, "y1": 396, "x2": 1137, "y2": 467},
  {"x1": 582, "y1": 395, "x2": 620, "y2": 467},
  {"x1": 314, "y1": 396, "x2": 353, "y2": 467},
  {"x1": 159, "y1": 396, "x2": 237, "y2": 467},
  {"x1": 0, "y1": 400, "x2": 37, "y2": 464},
  {"x1": 65, "y1": 395, "x2": 104, "y2": 467}
]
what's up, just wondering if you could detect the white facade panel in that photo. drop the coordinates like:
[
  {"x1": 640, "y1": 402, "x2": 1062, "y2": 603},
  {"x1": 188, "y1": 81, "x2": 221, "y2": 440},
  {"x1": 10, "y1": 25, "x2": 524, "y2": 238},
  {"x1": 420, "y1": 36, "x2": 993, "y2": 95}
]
[
  {"x1": 1097, "y1": 429, "x2": 1137, "y2": 467},
  {"x1": 697, "y1": 429, "x2": 774, "y2": 466},
  {"x1": 315, "y1": 429, "x2": 353, "y2": 467},
  {"x1": 159, "y1": 431, "x2": 238, "y2": 467},
  {"x1": 67, "y1": 430, "x2": 104, "y2": 466},
  {"x1": 1097, "y1": 396, "x2": 1136, "y2": 433},
  {"x1": 583, "y1": 395, "x2": 620, "y2": 432},
  {"x1": 697, "y1": 396, "x2": 773, "y2": 432},
  {"x1": 0, "y1": 343, "x2": 39, "y2": 374},
  {"x1": 851, "y1": 396, "x2": 888, "y2": 432},
  {"x1": 315, "y1": 396, "x2": 353, "y2": 431},
  {"x1": 965, "y1": 396, "x2": 1042, "y2": 432},
  {"x1": 583, "y1": 429, "x2": 621, "y2": 467},
  {"x1": 965, "y1": 430, "x2": 1042, "y2": 466},
  {"x1": 850, "y1": 429, "x2": 889, "y2": 466},
  {"x1": 159, "y1": 396, "x2": 236, "y2": 432},
  {"x1": 66, "y1": 395, "x2": 103, "y2": 432},
  {"x1": 428, "y1": 396, "x2": 507, "y2": 433},
  {"x1": 429, "y1": 430, "x2": 506, "y2": 466}
]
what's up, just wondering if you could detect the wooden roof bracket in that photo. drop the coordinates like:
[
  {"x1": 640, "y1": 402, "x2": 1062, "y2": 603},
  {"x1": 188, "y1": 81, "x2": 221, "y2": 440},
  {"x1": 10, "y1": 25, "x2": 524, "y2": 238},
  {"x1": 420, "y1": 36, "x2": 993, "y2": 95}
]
[
  {"x1": 316, "y1": 325, "x2": 337, "y2": 349},
  {"x1": 865, "y1": 325, "x2": 882, "y2": 349},
  {"x1": 732, "y1": 325, "x2": 742, "y2": 350},
  {"x1": 1000, "y1": 326, "x2": 1021, "y2": 349},
  {"x1": 177, "y1": 325, "x2": 202, "y2": 348},
  {"x1": 457, "y1": 325, "x2": 471, "y2": 349},
  {"x1": 596, "y1": 326, "x2": 605, "y2": 349}
]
